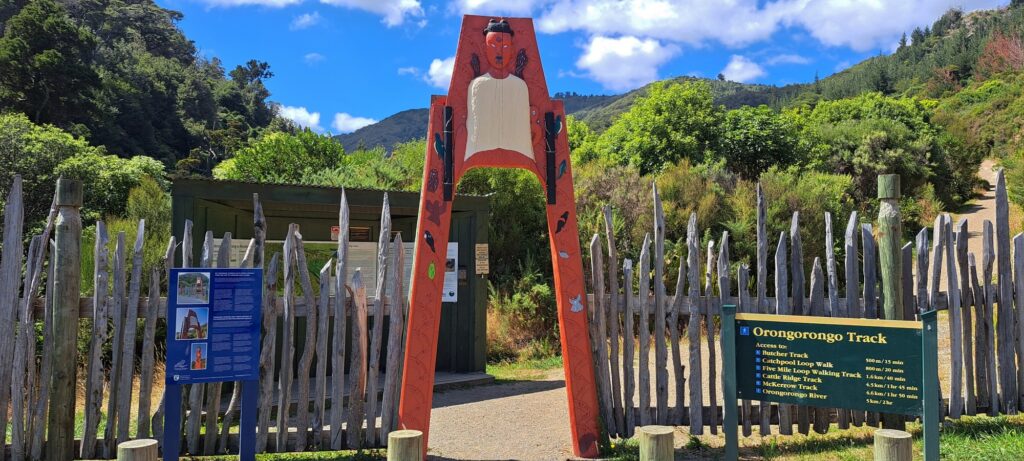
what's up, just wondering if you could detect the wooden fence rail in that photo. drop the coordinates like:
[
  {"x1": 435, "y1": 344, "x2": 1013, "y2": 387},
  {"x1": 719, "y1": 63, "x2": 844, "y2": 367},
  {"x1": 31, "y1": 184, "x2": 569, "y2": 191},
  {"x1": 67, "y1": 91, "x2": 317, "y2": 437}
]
[
  {"x1": 587, "y1": 172, "x2": 1024, "y2": 439},
  {"x1": 0, "y1": 176, "x2": 408, "y2": 459}
]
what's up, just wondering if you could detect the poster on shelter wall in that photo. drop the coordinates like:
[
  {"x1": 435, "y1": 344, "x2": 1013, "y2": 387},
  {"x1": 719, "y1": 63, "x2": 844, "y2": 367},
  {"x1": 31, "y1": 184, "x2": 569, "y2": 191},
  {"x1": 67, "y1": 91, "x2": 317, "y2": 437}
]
[
  {"x1": 442, "y1": 243, "x2": 458, "y2": 302},
  {"x1": 166, "y1": 268, "x2": 263, "y2": 384}
]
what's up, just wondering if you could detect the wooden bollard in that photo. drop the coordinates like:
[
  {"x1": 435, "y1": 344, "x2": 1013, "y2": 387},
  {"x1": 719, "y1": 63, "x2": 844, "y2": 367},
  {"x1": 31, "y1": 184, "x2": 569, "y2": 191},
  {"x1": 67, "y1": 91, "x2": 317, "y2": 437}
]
[
  {"x1": 387, "y1": 429, "x2": 423, "y2": 461},
  {"x1": 116, "y1": 439, "x2": 158, "y2": 461},
  {"x1": 637, "y1": 425, "x2": 674, "y2": 461},
  {"x1": 873, "y1": 429, "x2": 912, "y2": 461}
]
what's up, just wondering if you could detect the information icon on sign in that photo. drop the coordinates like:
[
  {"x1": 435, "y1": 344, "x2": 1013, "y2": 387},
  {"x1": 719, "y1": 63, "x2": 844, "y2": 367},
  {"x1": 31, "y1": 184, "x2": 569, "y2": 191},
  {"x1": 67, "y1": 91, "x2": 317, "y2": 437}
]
[{"x1": 740, "y1": 326, "x2": 750, "y2": 336}]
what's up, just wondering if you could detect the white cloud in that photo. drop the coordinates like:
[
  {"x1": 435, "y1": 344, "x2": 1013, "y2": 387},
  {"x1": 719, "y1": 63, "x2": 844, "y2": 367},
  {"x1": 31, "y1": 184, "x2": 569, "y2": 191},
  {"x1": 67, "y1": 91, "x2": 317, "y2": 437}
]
[
  {"x1": 279, "y1": 105, "x2": 323, "y2": 131},
  {"x1": 576, "y1": 35, "x2": 679, "y2": 91},
  {"x1": 425, "y1": 56, "x2": 455, "y2": 88},
  {"x1": 318, "y1": 0, "x2": 424, "y2": 27},
  {"x1": 534, "y1": 0, "x2": 1003, "y2": 52},
  {"x1": 764, "y1": 53, "x2": 810, "y2": 66},
  {"x1": 195, "y1": 0, "x2": 422, "y2": 25},
  {"x1": 451, "y1": 0, "x2": 543, "y2": 16},
  {"x1": 775, "y1": 0, "x2": 1003, "y2": 52},
  {"x1": 397, "y1": 66, "x2": 420, "y2": 76},
  {"x1": 332, "y1": 113, "x2": 378, "y2": 133},
  {"x1": 304, "y1": 52, "x2": 326, "y2": 64},
  {"x1": 538, "y1": 0, "x2": 784, "y2": 47},
  {"x1": 290, "y1": 12, "x2": 322, "y2": 30},
  {"x1": 720, "y1": 55, "x2": 765, "y2": 83},
  {"x1": 194, "y1": 0, "x2": 302, "y2": 7}
]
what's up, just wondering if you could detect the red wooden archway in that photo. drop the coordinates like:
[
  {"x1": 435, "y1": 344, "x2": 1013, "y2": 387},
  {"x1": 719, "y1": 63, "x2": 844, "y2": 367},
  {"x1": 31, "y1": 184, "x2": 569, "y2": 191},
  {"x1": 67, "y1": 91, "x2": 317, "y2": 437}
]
[{"x1": 397, "y1": 15, "x2": 601, "y2": 459}]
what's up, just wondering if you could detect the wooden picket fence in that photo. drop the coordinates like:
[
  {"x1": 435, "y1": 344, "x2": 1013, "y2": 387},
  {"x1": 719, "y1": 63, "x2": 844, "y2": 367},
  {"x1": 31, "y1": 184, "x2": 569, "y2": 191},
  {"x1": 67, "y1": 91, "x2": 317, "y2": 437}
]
[
  {"x1": 586, "y1": 172, "x2": 1024, "y2": 439},
  {"x1": 0, "y1": 175, "x2": 407, "y2": 459}
]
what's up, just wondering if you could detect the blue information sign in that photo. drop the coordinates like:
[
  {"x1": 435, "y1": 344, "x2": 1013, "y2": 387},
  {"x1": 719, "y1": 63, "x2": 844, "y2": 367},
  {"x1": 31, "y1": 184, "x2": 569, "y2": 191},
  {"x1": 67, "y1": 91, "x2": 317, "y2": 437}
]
[
  {"x1": 164, "y1": 268, "x2": 263, "y2": 461},
  {"x1": 166, "y1": 268, "x2": 263, "y2": 384}
]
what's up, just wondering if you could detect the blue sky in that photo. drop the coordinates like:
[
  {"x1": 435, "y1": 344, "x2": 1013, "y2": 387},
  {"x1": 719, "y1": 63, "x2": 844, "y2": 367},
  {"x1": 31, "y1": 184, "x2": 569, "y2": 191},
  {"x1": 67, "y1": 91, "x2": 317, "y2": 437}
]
[{"x1": 156, "y1": 0, "x2": 1009, "y2": 133}]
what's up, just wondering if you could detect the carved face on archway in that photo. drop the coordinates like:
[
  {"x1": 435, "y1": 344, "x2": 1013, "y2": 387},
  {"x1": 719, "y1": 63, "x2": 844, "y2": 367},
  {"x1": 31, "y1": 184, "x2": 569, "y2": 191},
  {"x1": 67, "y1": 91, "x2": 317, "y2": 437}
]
[
  {"x1": 485, "y1": 32, "x2": 512, "y2": 70},
  {"x1": 483, "y1": 20, "x2": 514, "y2": 71}
]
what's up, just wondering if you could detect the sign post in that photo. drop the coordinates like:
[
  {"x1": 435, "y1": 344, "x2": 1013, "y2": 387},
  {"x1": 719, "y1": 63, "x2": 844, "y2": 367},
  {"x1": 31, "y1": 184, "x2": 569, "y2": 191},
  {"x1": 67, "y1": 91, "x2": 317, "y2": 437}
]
[
  {"x1": 164, "y1": 268, "x2": 263, "y2": 460},
  {"x1": 722, "y1": 306, "x2": 939, "y2": 461}
]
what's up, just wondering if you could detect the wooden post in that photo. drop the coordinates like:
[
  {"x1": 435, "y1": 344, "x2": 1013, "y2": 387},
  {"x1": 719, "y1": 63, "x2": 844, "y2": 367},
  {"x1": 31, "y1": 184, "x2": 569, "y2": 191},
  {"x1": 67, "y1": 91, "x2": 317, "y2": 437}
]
[
  {"x1": 116, "y1": 439, "x2": 158, "y2": 461},
  {"x1": 877, "y1": 175, "x2": 903, "y2": 322},
  {"x1": 877, "y1": 174, "x2": 904, "y2": 429},
  {"x1": 873, "y1": 429, "x2": 912, "y2": 461},
  {"x1": 386, "y1": 430, "x2": 422, "y2": 461},
  {"x1": 637, "y1": 426, "x2": 674, "y2": 461},
  {"x1": 0, "y1": 176, "x2": 24, "y2": 461},
  {"x1": 46, "y1": 178, "x2": 82, "y2": 461}
]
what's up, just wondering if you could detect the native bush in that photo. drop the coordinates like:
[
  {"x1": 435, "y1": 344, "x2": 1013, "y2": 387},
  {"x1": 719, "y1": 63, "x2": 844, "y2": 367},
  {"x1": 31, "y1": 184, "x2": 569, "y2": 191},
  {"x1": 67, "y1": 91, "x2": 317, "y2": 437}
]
[{"x1": 54, "y1": 151, "x2": 167, "y2": 223}]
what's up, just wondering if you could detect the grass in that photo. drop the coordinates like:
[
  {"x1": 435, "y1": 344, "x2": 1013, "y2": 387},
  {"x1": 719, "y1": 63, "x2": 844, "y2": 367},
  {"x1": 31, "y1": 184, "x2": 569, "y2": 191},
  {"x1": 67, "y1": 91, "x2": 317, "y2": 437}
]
[
  {"x1": 168, "y1": 449, "x2": 385, "y2": 460},
  {"x1": 485, "y1": 355, "x2": 563, "y2": 382},
  {"x1": 603, "y1": 414, "x2": 1024, "y2": 460}
]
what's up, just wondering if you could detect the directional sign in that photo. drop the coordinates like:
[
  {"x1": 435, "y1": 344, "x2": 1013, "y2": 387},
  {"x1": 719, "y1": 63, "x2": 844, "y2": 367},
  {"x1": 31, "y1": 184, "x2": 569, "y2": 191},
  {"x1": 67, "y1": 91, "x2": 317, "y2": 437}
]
[{"x1": 735, "y1": 313, "x2": 923, "y2": 415}]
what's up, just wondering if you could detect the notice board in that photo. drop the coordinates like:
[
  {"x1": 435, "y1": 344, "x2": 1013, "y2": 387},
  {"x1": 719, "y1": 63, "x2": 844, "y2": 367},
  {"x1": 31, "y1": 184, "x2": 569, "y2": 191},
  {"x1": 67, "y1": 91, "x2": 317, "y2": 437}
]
[{"x1": 166, "y1": 268, "x2": 263, "y2": 385}]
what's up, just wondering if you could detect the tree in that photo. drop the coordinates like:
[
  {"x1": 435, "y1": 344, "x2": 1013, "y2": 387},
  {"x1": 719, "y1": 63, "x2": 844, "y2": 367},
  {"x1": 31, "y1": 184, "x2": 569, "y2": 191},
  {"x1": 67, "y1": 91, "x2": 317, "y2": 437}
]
[
  {"x1": 213, "y1": 129, "x2": 345, "y2": 183},
  {"x1": 719, "y1": 105, "x2": 801, "y2": 180},
  {"x1": 717, "y1": 73, "x2": 726, "y2": 81},
  {"x1": 0, "y1": 112, "x2": 101, "y2": 227},
  {"x1": 975, "y1": 32, "x2": 1024, "y2": 80},
  {"x1": 898, "y1": 33, "x2": 908, "y2": 50},
  {"x1": 0, "y1": 0, "x2": 99, "y2": 127},
  {"x1": 592, "y1": 81, "x2": 722, "y2": 175}
]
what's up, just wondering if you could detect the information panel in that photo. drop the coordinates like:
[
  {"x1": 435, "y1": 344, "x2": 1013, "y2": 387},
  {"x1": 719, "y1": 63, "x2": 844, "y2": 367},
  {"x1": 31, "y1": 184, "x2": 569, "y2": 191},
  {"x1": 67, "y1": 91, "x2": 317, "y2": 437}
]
[
  {"x1": 166, "y1": 268, "x2": 263, "y2": 385},
  {"x1": 735, "y1": 313, "x2": 923, "y2": 415}
]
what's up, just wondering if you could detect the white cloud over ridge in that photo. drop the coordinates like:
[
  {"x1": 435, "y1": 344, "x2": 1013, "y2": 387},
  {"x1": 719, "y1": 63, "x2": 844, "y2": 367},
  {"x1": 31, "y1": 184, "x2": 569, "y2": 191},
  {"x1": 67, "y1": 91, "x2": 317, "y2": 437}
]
[
  {"x1": 279, "y1": 105, "x2": 323, "y2": 131},
  {"x1": 332, "y1": 113, "x2": 378, "y2": 133},
  {"x1": 319, "y1": 0, "x2": 423, "y2": 27},
  {"x1": 720, "y1": 55, "x2": 764, "y2": 83},
  {"x1": 290, "y1": 12, "x2": 322, "y2": 30},
  {"x1": 304, "y1": 52, "x2": 326, "y2": 64},
  {"x1": 198, "y1": 0, "x2": 422, "y2": 27},
  {"x1": 764, "y1": 53, "x2": 810, "y2": 66},
  {"x1": 425, "y1": 56, "x2": 455, "y2": 88},
  {"x1": 532, "y1": 0, "x2": 1003, "y2": 51},
  {"x1": 576, "y1": 35, "x2": 679, "y2": 91}
]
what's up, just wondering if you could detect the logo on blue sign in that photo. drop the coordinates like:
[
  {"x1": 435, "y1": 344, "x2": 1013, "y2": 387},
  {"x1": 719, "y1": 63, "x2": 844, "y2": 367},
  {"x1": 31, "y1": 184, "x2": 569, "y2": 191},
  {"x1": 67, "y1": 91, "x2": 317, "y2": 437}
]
[{"x1": 740, "y1": 326, "x2": 751, "y2": 336}]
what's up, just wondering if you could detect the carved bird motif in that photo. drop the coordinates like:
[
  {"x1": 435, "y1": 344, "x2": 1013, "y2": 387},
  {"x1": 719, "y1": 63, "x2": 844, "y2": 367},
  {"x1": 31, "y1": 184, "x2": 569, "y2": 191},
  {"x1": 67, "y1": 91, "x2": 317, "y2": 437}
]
[
  {"x1": 423, "y1": 230, "x2": 436, "y2": 253},
  {"x1": 425, "y1": 200, "x2": 448, "y2": 226},
  {"x1": 570, "y1": 294, "x2": 583, "y2": 313},
  {"x1": 556, "y1": 211, "x2": 569, "y2": 233},
  {"x1": 427, "y1": 169, "x2": 439, "y2": 192},
  {"x1": 433, "y1": 133, "x2": 445, "y2": 161}
]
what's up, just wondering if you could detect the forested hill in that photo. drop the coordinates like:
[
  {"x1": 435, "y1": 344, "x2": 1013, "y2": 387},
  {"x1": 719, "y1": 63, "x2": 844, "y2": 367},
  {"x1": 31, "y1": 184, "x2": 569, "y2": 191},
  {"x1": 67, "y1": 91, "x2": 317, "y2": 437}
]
[{"x1": 0, "y1": 0, "x2": 278, "y2": 172}]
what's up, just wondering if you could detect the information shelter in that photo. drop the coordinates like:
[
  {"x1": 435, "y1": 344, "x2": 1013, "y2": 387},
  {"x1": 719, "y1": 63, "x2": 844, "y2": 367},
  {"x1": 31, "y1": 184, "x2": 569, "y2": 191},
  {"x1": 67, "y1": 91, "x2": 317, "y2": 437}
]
[{"x1": 171, "y1": 178, "x2": 490, "y2": 374}]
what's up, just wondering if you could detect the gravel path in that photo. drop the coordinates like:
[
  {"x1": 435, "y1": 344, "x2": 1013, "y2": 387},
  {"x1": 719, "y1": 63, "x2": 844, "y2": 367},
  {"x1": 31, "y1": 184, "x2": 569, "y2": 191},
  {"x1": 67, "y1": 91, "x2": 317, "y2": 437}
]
[{"x1": 427, "y1": 369, "x2": 574, "y2": 460}]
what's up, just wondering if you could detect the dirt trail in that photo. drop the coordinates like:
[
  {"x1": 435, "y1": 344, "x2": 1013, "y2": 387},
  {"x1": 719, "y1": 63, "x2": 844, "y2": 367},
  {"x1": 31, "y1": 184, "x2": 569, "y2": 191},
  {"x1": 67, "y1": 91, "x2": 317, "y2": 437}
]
[{"x1": 942, "y1": 158, "x2": 1001, "y2": 290}]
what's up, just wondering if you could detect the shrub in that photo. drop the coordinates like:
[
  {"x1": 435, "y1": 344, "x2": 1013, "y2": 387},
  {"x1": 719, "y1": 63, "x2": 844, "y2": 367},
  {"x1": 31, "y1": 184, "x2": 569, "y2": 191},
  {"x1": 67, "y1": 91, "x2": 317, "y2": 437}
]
[
  {"x1": 0, "y1": 112, "x2": 102, "y2": 229},
  {"x1": 54, "y1": 152, "x2": 167, "y2": 222}
]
